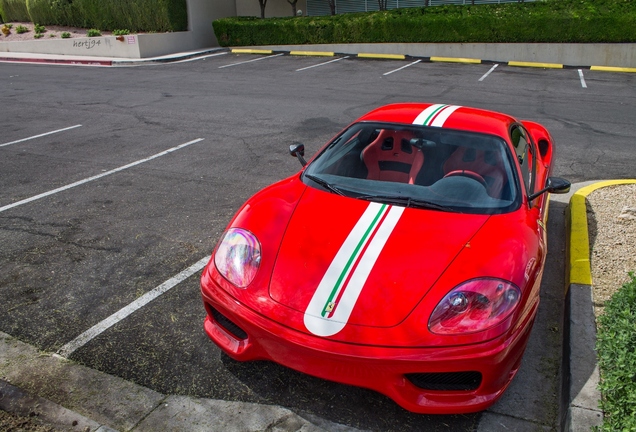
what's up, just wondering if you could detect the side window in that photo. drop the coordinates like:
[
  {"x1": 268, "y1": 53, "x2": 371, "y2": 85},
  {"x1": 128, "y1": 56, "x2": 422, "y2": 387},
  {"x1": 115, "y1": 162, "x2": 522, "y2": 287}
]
[{"x1": 510, "y1": 126, "x2": 535, "y2": 198}]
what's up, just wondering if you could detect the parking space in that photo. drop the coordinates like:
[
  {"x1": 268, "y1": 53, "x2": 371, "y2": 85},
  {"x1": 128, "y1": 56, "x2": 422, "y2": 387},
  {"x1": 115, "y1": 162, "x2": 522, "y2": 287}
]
[{"x1": 1, "y1": 55, "x2": 635, "y2": 431}]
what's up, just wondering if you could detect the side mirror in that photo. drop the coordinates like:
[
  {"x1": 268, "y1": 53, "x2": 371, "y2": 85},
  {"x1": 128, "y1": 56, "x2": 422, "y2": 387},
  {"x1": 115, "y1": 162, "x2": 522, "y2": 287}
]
[
  {"x1": 528, "y1": 177, "x2": 571, "y2": 201},
  {"x1": 289, "y1": 142, "x2": 307, "y2": 166}
]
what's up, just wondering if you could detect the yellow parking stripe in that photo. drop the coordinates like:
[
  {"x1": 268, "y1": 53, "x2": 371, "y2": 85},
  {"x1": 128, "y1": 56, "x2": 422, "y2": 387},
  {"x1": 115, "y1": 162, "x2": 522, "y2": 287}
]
[
  {"x1": 231, "y1": 49, "x2": 273, "y2": 55},
  {"x1": 290, "y1": 51, "x2": 335, "y2": 57},
  {"x1": 358, "y1": 53, "x2": 406, "y2": 60},
  {"x1": 590, "y1": 66, "x2": 636, "y2": 73},
  {"x1": 430, "y1": 56, "x2": 481, "y2": 64},
  {"x1": 508, "y1": 61, "x2": 563, "y2": 69}
]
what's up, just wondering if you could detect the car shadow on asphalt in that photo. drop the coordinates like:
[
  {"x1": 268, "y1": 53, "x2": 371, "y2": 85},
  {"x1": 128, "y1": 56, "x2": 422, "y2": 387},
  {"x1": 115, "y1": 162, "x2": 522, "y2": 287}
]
[{"x1": 221, "y1": 353, "x2": 480, "y2": 432}]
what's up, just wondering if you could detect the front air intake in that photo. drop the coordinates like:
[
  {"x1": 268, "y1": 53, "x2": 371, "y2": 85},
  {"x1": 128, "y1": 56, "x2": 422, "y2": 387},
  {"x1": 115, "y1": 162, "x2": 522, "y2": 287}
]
[
  {"x1": 405, "y1": 371, "x2": 482, "y2": 391},
  {"x1": 209, "y1": 306, "x2": 248, "y2": 340}
]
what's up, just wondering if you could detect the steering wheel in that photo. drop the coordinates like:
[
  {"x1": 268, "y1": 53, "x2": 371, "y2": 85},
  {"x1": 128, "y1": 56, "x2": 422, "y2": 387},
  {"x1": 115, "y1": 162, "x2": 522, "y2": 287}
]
[{"x1": 444, "y1": 170, "x2": 488, "y2": 188}]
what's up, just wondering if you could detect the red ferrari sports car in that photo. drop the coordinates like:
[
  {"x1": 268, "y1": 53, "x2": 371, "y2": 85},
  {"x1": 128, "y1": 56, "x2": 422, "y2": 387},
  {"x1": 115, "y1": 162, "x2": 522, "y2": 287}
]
[{"x1": 200, "y1": 103, "x2": 570, "y2": 414}]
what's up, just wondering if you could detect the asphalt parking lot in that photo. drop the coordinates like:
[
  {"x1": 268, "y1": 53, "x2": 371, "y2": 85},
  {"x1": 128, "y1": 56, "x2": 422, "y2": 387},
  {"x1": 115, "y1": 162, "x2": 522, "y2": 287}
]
[{"x1": 1, "y1": 53, "x2": 635, "y2": 431}]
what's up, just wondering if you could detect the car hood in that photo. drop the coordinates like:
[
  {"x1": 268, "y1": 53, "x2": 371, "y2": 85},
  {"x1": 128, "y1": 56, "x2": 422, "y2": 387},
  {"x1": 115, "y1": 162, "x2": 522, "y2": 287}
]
[{"x1": 269, "y1": 187, "x2": 489, "y2": 336}]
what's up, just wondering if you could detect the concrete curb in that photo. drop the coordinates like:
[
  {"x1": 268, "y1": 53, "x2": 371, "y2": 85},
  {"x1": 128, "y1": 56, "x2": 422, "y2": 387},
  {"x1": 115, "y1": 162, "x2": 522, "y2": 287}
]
[
  {"x1": 0, "y1": 48, "x2": 227, "y2": 67},
  {"x1": 0, "y1": 331, "x2": 364, "y2": 432},
  {"x1": 2, "y1": 45, "x2": 636, "y2": 72},
  {"x1": 562, "y1": 179, "x2": 636, "y2": 432},
  {"x1": 0, "y1": 380, "x2": 113, "y2": 432},
  {"x1": 227, "y1": 47, "x2": 636, "y2": 72},
  {"x1": 237, "y1": 43, "x2": 636, "y2": 70}
]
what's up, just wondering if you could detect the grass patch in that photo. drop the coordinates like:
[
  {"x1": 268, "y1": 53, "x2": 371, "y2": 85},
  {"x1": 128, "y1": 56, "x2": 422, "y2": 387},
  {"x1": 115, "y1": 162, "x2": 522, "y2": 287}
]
[{"x1": 596, "y1": 273, "x2": 636, "y2": 431}]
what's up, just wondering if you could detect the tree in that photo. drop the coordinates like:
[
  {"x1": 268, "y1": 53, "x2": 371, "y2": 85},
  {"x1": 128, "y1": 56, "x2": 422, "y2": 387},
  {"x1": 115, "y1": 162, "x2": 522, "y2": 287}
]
[
  {"x1": 258, "y1": 0, "x2": 267, "y2": 18},
  {"x1": 378, "y1": 0, "x2": 388, "y2": 11},
  {"x1": 287, "y1": 0, "x2": 299, "y2": 16},
  {"x1": 325, "y1": 0, "x2": 336, "y2": 15}
]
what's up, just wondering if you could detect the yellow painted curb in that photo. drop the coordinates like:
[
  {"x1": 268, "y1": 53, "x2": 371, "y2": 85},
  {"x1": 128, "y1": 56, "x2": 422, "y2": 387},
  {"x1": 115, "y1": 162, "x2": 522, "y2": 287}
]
[
  {"x1": 290, "y1": 51, "x2": 335, "y2": 57},
  {"x1": 430, "y1": 56, "x2": 481, "y2": 64},
  {"x1": 590, "y1": 66, "x2": 636, "y2": 73},
  {"x1": 569, "y1": 180, "x2": 636, "y2": 286},
  {"x1": 508, "y1": 61, "x2": 563, "y2": 69},
  {"x1": 358, "y1": 53, "x2": 406, "y2": 60},
  {"x1": 231, "y1": 49, "x2": 273, "y2": 55}
]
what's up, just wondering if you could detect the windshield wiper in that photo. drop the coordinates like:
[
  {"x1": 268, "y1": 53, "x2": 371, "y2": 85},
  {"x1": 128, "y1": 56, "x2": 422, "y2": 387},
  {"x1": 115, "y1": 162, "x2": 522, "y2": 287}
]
[
  {"x1": 304, "y1": 174, "x2": 345, "y2": 196},
  {"x1": 356, "y1": 194, "x2": 454, "y2": 212}
]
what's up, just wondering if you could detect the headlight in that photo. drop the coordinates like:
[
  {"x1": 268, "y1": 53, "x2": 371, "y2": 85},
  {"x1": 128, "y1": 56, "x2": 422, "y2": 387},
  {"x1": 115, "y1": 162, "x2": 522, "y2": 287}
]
[
  {"x1": 214, "y1": 228, "x2": 261, "y2": 288},
  {"x1": 428, "y1": 278, "x2": 521, "y2": 335}
]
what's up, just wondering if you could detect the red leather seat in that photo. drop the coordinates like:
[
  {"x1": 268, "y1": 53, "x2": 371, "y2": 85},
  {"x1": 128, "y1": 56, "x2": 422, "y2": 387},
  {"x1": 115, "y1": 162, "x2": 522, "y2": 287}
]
[{"x1": 362, "y1": 130, "x2": 424, "y2": 184}]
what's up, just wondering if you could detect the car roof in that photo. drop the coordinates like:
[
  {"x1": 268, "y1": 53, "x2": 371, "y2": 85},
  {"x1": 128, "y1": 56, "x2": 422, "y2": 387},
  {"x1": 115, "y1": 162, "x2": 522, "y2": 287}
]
[{"x1": 356, "y1": 103, "x2": 516, "y2": 140}]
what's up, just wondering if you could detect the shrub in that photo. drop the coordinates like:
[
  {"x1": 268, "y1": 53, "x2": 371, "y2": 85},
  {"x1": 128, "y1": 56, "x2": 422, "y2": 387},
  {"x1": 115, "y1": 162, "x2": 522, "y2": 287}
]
[
  {"x1": 15, "y1": 24, "x2": 28, "y2": 33},
  {"x1": 112, "y1": 28, "x2": 129, "y2": 35},
  {"x1": 86, "y1": 28, "x2": 100, "y2": 37},
  {"x1": 10, "y1": 0, "x2": 187, "y2": 32},
  {"x1": 0, "y1": 0, "x2": 29, "y2": 22},
  {"x1": 33, "y1": 22, "x2": 45, "y2": 33},
  {"x1": 596, "y1": 273, "x2": 636, "y2": 431},
  {"x1": 33, "y1": 32, "x2": 41, "y2": 38},
  {"x1": 60, "y1": 31, "x2": 70, "y2": 38},
  {"x1": 26, "y1": 0, "x2": 78, "y2": 26},
  {"x1": 213, "y1": 0, "x2": 636, "y2": 46},
  {"x1": 74, "y1": 0, "x2": 187, "y2": 32}
]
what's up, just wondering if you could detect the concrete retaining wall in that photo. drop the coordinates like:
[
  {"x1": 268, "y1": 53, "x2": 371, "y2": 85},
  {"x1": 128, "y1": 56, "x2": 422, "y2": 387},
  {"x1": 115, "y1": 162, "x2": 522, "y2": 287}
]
[
  {"x1": 0, "y1": 33, "x2": 202, "y2": 59},
  {"x1": 0, "y1": 0, "x2": 238, "y2": 58}
]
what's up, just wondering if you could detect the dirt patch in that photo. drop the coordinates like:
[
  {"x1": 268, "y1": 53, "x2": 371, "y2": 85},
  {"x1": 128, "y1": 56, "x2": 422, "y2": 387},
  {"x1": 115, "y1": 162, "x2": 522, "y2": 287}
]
[
  {"x1": 587, "y1": 183, "x2": 636, "y2": 317},
  {"x1": 1, "y1": 22, "x2": 117, "y2": 42},
  {"x1": 0, "y1": 409, "x2": 58, "y2": 432}
]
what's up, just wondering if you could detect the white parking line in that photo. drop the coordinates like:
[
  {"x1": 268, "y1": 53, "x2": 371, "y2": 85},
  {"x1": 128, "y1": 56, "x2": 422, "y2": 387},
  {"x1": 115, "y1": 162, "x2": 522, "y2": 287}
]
[
  {"x1": 0, "y1": 138, "x2": 204, "y2": 214},
  {"x1": 219, "y1": 53, "x2": 284, "y2": 69},
  {"x1": 478, "y1": 64, "x2": 499, "y2": 82},
  {"x1": 0, "y1": 124, "x2": 82, "y2": 148},
  {"x1": 578, "y1": 69, "x2": 588, "y2": 88},
  {"x1": 296, "y1": 56, "x2": 350, "y2": 72},
  {"x1": 169, "y1": 51, "x2": 228, "y2": 64},
  {"x1": 383, "y1": 59, "x2": 422, "y2": 76},
  {"x1": 56, "y1": 256, "x2": 210, "y2": 358}
]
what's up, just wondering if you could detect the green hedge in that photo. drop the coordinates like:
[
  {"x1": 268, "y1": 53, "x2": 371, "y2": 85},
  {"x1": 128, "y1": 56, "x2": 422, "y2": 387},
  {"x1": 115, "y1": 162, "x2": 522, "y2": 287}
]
[
  {"x1": 0, "y1": 0, "x2": 30, "y2": 22},
  {"x1": 3, "y1": 0, "x2": 187, "y2": 32},
  {"x1": 597, "y1": 273, "x2": 636, "y2": 431},
  {"x1": 213, "y1": 0, "x2": 636, "y2": 46},
  {"x1": 75, "y1": 0, "x2": 188, "y2": 32},
  {"x1": 26, "y1": 0, "x2": 78, "y2": 26}
]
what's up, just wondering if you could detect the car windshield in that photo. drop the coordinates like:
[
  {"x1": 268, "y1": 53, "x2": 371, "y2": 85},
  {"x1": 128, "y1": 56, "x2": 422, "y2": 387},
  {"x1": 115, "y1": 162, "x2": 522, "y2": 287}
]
[{"x1": 303, "y1": 122, "x2": 520, "y2": 214}]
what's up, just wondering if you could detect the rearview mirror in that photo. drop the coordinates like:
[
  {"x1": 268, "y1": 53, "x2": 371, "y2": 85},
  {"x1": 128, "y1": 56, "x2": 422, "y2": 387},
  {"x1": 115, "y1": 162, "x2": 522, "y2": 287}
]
[
  {"x1": 289, "y1": 142, "x2": 307, "y2": 166},
  {"x1": 528, "y1": 177, "x2": 571, "y2": 201}
]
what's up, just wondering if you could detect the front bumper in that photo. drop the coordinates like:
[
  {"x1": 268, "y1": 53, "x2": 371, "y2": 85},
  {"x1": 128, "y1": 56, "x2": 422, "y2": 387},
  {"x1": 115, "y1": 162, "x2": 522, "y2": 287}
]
[{"x1": 201, "y1": 272, "x2": 536, "y2": 415}]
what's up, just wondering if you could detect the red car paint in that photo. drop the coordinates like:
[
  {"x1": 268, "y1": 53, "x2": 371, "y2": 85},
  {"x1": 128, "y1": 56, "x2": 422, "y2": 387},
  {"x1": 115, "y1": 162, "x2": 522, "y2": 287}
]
[{"x1": 200, "y1": 103, "x2": 567, "y2": 414}]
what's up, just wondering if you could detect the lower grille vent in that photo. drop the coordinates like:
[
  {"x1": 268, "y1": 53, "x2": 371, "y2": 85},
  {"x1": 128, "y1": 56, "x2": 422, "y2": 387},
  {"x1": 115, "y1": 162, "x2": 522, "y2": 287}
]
[
  {"x1": 406, "y1": 371, "x2": 482, "y2": 391},
  {"x1": 210, "y1": 307, "x2": 248, "y2": 340}
]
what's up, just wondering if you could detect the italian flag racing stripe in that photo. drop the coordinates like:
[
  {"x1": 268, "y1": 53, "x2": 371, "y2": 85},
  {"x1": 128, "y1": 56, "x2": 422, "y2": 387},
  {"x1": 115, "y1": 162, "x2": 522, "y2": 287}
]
[
  {"x1": 413, "y1": 104, "x2": 461, "y2": 127},
  {"x1": 304, "y1": 202, "x2": 405, "y2": 337}
]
